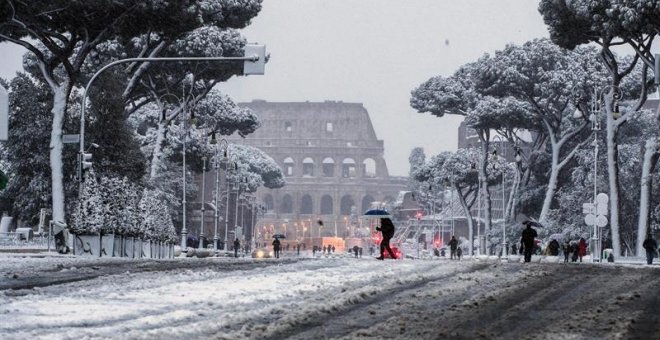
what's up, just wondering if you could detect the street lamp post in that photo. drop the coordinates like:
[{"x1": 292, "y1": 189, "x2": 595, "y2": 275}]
[
  {"x1": 181, "y1": 104, "x2": 189, "y2": 251},
  {"x1": 198, "y1": 156, "x2": 207, "y2": 249},
  {"x1": 212, "y1": 139, "x2": 228, "y2": 253},
  {"x1": 224, "y1": 157, "x2": 238, "y2": 251}
]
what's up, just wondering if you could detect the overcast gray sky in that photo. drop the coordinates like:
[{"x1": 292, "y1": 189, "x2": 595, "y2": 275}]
[{"x1": 0, "y1": 0, "x2": 550, "y2": 176}]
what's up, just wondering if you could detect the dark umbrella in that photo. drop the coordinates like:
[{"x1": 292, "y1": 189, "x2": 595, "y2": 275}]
[
  {"x1": 522, "y1": 220, "x2": 544, "y2": 228},
  {"x1": 363, "y1": 209, "x2": 392, "y2": 219},
  {"x1": 272, "y1": 233, "x2": 286, "y2": 239}
]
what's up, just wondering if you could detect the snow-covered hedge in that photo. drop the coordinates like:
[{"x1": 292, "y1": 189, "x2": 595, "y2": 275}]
[{"x1": 73, "y1": 173, "x2": 175, "y2": 242}]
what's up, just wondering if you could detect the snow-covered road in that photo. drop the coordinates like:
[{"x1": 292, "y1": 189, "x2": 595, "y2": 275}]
[{"x1": 1, "y1": 255, "x2": 659, "y2": 339}]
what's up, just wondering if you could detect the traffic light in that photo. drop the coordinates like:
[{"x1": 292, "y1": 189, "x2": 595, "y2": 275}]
[{"x1": 77, "y1": 152, "x2": 93, "y2": 181}]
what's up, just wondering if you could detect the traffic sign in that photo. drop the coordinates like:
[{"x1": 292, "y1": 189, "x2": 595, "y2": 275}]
[
  {"x1": 585, "y1": 214, "x2": 596, "y2": 226},
  {"x1": 582, "y1": 203, "x2": 595, "y2": 214},
  {"x1": 596, "y1": 215, "x2": 608, "y2": 227},
  {"x1": 62, "y1": 134, "x2": 80, "y2": 144}
]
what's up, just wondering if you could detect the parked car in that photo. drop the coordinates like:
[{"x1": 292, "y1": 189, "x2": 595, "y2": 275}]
[{"x1": 251, "y1": 248, "x2": 274, "y2": 259}]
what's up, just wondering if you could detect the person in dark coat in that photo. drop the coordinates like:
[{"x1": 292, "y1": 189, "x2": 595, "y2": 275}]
[
  {"x1": 456, "y1": 247, "x2": 463, "y2": 260},
  {"x1": 322, "y1": 245, "x2": 326, "y2": 254},
  {"x1": 233, "y1": 238, "x2": 240, "y2": 258},
  {"x1": 520, "y1": 222, "x2": 538, "y2": 263},
  {"x1": 642, "y1": 234, "x2": 658, "y2": 265},
  {"x1": 331, "y1": 245, "x2": 336, "y2": 253},
  {"x1": 376, "y1": 218, "x2": 397, "y2": 260},
  {"x1": 358, "y1": 247, "x2": 363, "y2": 258},
  {"x1": 296, "y1": 243, "x2": 301, "y2": 255},
  {"x1": 562, "y1": 240, "x2": 571, "y2": 263},
  {"x1": 353, "y1": 245, "x2": 359, "y2": 258},
  {"x1": 449, "y1": 236, "x2": 458, "y2": 260},
  {"x1": 272, "y1": 237, "x2": 281, "y2": 258}
]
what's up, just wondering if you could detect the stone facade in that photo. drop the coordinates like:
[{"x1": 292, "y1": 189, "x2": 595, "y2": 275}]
[{"x1": 229, "y1": 100, "x2": 407, "y2": 246}]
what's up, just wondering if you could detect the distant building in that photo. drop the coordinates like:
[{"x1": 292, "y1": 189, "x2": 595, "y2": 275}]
[{"x1": 195, "y1": 100, "x2": 407, "y2": 248}]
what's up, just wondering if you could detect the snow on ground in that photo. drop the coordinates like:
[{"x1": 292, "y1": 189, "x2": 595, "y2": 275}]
[{"x1": 1, "y1": 253, "x2": 659, "y2": 339}]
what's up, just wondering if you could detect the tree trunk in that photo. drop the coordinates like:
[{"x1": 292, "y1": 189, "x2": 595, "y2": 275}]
[
  {"x1": 149, "y1": 119, "x2": 168, "y2": 180},
  {"x1": 479, "y1": 139, "x2": 492, "y2": 235},
  {"x1": 636, "y1": 138, "x2": 658, "y2": 256},
  {"x1": 506, "y1": 167, "x2": 521, "y2": 223},
  {"x1": 605, "y1": 93, "x2": 621, "y2": 257},
  {"x1": 539, "y1": 145, "x2": 560, "y2": 224},
  {"x1": 49, "y1": 84, "x2": 69, "y2": 228},
  {"x1": 454, "y1": 182, "x2": 475, "y2": 256}
]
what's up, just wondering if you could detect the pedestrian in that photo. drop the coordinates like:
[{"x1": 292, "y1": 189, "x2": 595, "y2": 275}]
[
  {"x1": 359, "y1": 247, "x2": 363, "y2": 258},
  {"x1": 578, "y1": 238, "x2": 587, "y2": 262},
  {"x1": 233, "y1": 238, "x2": 240, "y2": 258},
  {"x1": 520, "y1": 221, "x2": 538, "y2": 263},
  {"x1": 331, "y1": 245, "x2": 336, "y2": 253},
  {"x1": 449, "y1": 236, "x2": 458, "y2": 260},
  {"x1": 571, "y1": 242, "x2": 579, "y2": 262},
  {"x1": 296, "y1": 243, "x2": 301, "y2": 256},
  {"x1": 456, "y1": 247, "x2": 463, "y2": 260},
  {"x1": 642, "y1": 234, "x2": 658, "y2": 265},
  {"x1": 548, "y1": 239, "x2": 560, "y2": 256},
  {"x1": 562, "y1": 240, "x2": 571, "y2": 263},
  {"x1": 323, "y1": 245, "x2": 326, "y2": 254},
  {"x1": 375, "y1": 218, "x2": 397, "y2": 260},
  {"x1": 353, "y1": 245, "x2": 359, "y2": 258},
  {"x1": 272, "y1": 237, "x2": 281, "y2": 259},
  {"x1": 511, "y1": 243, "x2": 518, "y2": 256},
  {"x1": 440, "y1": 248, "x2": 446, "y2": 257}
]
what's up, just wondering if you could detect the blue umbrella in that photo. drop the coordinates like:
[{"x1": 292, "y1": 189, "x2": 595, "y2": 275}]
[{"x1": 362, "y1": 209, "x2": 391, "y2": 219}]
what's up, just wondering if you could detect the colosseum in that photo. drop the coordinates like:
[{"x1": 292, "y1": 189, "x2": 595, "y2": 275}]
[{"x1": 226, "y1": 100, "x2": 408, "y2": 249}]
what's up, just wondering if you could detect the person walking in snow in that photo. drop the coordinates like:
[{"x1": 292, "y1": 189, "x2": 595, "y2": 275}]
[
  {"x1": 562, "y1": 240, "x2": 571, "y2": 263},
  {"x1": 642, "y1": 234, "x2": 658, "y2": 265},
  {"x1": 376, "y1": 218, "x2": 397, "y2": 260},
  {"x1": 449, "y1": 236, "x2": 458, "y2": 260},
  {"x1": 456, "y1": 246, "x2": 463, "y2": 260},
  {"x1": 353, "y1": 245, "x2": 359, "y2": 258},
  {"x1": 272, "y1": 237, "x2": 281, "y2": 259},
  {"x1": 520, "y1": 221, "x2": 538, "y2": 263},
  {"x1": 578, "y1": 238, "x2": 588, "y2": 262},
  {"x1": 233, "y1": 238, "x2": 240, "y2": 258}
]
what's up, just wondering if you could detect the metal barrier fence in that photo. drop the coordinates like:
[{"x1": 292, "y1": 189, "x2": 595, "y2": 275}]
[{"x1": 0, "y1": 232, "x2": 49, "y2": 249}]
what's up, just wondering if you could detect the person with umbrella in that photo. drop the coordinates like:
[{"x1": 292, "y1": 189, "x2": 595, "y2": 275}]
[
  {"x1": 520, "y1": 221, "x2": 538, "y2": 263},
  {"x1": 376, "y1": 218, "x2": 397, "y2": 260},
  {"x1": 272, "y1": 236, "x2": 281, "y2": 259}
]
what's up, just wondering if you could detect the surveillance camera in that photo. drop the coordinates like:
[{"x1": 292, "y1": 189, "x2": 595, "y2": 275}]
[{"x1": 90, "y1": 143, "x2": 100, "y2": 148}]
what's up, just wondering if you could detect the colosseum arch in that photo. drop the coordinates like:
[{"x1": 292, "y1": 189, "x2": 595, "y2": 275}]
[
  {"x1": 340, "y1": 195, "x2": 355, "y2": 215},
  {"x1": 342, "y1": 158, "x2": 356, "y2": 178},
  {"x1": 263, "y1": 194, "x2": 274, "y2": 212},
  {"x1": 320, "y1": 195, "x2": 333, "y2": 214},
  {"x1": 280, "y1": 194, "x2": 293, "y2": 214},
  {"x1": 322, "y1": 157, "x2": 335, "y2": 177},
  {"x1": 302, "y1": 157, "x2": 315, "y2": 177},
  {"x1": 283, "y1": 157, "x2": 295, "y2": 177},
  {"x1": 361, "y1": 195, "x2": 375, "y2": 213},
  {"x1": 300, "y1": 194, "x2": 313, "y2": 214},
  {"x1": 362, "y1": 158, "x2": 376, "y2": 178}
]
